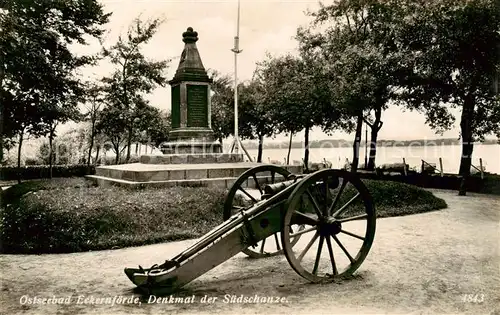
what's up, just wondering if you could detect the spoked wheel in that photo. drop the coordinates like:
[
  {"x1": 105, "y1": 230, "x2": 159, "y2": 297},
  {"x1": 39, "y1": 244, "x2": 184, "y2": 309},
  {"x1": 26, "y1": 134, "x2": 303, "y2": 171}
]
[
  {"x1": 224, "y1": 164, "x2": 303, "y2": 258},
  {"x1": 282, "y1": 169, "x2": 376, "y2": 282}
]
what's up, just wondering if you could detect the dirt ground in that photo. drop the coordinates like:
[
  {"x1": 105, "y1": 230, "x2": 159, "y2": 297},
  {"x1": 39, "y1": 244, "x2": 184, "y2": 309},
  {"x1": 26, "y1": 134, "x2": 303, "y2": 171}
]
[{"x1": 1, "y1": 189, "x2": 499, "y2": 315}]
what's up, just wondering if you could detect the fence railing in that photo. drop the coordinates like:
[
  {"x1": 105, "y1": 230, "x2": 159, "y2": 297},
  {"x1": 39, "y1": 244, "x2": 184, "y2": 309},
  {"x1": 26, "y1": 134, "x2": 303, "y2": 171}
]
[
  {"x1": 254, "y1": 155, "x2": 485, "y2": 178},
  {"x1": 421, "y1": 159, "x2": 443, "y2": 177},
  {"x1": 471, "y1": 158, "x2": 485, "y2": 179}
]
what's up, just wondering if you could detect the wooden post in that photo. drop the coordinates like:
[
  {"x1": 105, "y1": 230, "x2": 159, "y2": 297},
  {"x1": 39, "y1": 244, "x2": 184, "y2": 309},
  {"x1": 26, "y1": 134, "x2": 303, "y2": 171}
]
[
  {"x1": 439, "y1": 157, "x2": 443, "y2": 177},
  {"x1": 479, "y1": 158, "x2": 484, "y2": 179},
  {"x1": 237, "y1": 138, "x2": 253, "y2": 162},
  {"x1": 421, "y1": 160, "x2": 424, "y2": 173},
  {"x1": 403, "y1": 158, "x2": 407, "y2": 176}
]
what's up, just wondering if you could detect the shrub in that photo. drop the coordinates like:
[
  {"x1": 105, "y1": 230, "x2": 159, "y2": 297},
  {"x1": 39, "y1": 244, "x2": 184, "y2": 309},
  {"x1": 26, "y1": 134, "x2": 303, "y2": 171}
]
[
  {"x1": 128, "y1": 155, "x2": 140, "y2": 163},
  {"x1": 358, "y1": 179, "x2": 447, "y2": 217},
  {"x1": 37, "y1": 141, "x2": 72, "y2": 165},
  {"x1": 476, "y1": 173, "x2": 500, "y2": 195},
  {"x1": 100, "y1": 155, "x2": 141, "y2": 165},
  {"x1": 24, "y1": 158, "x2": 43, "y2": 166},
  {"x1": 0, "y1": 164, "x2": 95, "y2": 181},
  {"x1": 1, "y1": 177, "x2": 95, "y2": 207}
]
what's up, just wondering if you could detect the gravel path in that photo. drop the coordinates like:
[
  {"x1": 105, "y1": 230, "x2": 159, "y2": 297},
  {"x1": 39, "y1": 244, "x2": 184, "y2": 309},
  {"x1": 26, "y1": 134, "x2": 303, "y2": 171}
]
[{"x1": 0, "y1": 189, "x2": 499, "y2": 315}]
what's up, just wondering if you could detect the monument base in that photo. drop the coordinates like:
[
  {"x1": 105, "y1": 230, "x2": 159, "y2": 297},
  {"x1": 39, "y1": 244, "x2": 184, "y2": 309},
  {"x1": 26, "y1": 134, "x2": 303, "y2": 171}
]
[
  {"x1": 140, "y1": 153, "x2": 243, "y2": 164},
  {"x1": 168, "y1": 128, "x2": 216, "y2": 141},
  {"x1": 160, "y1": 140, "x2": 222, "y2": 154},
  {"x1": 86, "y1": 162, "x2": 303, "y2": 189}
]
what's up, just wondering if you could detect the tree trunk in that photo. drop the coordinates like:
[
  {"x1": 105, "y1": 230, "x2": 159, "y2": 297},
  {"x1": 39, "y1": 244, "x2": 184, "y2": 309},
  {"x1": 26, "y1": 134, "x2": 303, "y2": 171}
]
[
  {"x1": 351, "y1": 114, "x2": 364, "y2": 173},
  {"x1": 87, "y1": 120, "x2": 95, "y2": 170},
  {"x1": 95, "y1": 144, "x2": 101, "y2": 166},
  {"x1": 49, "y1": 131, "x2": 54, "y2": 179},
  {"x1": 0, "y1": 63, "x2": 5, "y2": 165},
  {"x1": 135, "y1": 142, "x2": 139, "y2": 155},
  {"x1": 0, "y1": 66, "x2": 4, "y2": 165},
  {"x1": 257, "y1": 134, "x2": 264, "y2": 163},
  {"x1": 113, "y1": 140, "x2": 120, "y2": 165},
  {"x1": 458, "y1": 95, "x2": 475, "y2": 196},
  {"x1": 16, "y1": 131, "x2": 23, "y2": 184},
  {"x1": 126, "y1": 124, "x2": 133, "y2": 162},
  {"x1": 286, "y1": 132, "x2": 293, "y2": 165},
  {"x1": 0, "y1": 122, "x2": 3, "y2": 164},
  {"x1": 367, "y1": 107, "x2": 382, "y2": 171},
  {"x1": 304, "y1": 126, "x2": 310, "y2": 171}
]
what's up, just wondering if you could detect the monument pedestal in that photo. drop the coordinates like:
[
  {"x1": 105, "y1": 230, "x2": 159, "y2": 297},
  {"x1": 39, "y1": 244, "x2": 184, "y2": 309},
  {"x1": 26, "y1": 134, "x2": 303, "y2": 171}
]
[
  {"x1": 160, "y1": 141, "x2": 222, "y2": 155},
  {"x1": 160, "y1": 129, "x2": 222, "y2": 155},
  {"x1": 161, "y1": 27, "x2": 222, "y2": 156},
  {"x1": 140, "y1": 153, "x2": 243, "y2": 164}
]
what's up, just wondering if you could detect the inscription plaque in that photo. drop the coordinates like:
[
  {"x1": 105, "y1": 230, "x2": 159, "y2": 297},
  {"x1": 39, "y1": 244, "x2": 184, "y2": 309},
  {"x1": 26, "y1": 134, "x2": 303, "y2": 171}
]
[
  {"x1": 171, "y1": 85, "x2": 181, "y2": 128},
  {"x1": 186, "y1": 84, "x2": 208, "y2": 127}
]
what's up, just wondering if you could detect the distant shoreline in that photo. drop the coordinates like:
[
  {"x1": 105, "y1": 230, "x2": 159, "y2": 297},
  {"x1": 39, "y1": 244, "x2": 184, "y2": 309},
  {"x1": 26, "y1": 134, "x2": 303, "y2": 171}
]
[{"x1": 240, "y1": 138, "x2": 499, "y2": 150}]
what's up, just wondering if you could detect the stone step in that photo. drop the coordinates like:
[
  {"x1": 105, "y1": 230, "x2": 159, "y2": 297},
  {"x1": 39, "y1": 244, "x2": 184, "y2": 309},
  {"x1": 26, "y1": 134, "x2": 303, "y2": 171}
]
[
  {"x1": 86, "y1": 173, "x2": 291, "y2": 190},
  {"x1": 85, "y1": 175, "x2": 237, "y2": 189},
  {"x1": 140, "y1": 153, "x2": 243, "y2": 165},
  {"x1": 94, "y1": 162, "x2": 302, "y2": 183}
]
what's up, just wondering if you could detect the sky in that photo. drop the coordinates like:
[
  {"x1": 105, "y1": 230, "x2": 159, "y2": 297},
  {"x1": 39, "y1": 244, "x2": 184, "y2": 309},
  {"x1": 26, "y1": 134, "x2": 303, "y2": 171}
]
[{"x1": 68, "y1": 0, "x2": 468, "y2": 143}]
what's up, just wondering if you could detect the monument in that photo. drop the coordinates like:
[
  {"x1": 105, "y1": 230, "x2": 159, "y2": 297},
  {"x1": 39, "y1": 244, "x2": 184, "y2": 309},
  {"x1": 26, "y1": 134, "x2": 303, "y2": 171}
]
[
  {"x1": 86, "y1": 27, "x2": 302, "y2": 188},
  {"x1": 160, "y1": 27, "x2": 222, "y2": 155}
]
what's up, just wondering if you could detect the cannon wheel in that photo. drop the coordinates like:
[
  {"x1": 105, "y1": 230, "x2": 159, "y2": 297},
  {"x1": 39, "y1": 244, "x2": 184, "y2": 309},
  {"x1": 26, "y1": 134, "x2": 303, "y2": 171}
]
[
  {"x1": 282, "y1": 169, "x2": 376, "y2": 282},
  {"x1": 224, "y1": 164, "x2": 302, "y2": 258}
]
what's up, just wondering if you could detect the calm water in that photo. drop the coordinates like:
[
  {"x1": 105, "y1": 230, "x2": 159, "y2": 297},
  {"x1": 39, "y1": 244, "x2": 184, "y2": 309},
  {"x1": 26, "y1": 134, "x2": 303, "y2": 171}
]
[{"x1": 242, "y1": 144, "x2": 500, "y2": 175}]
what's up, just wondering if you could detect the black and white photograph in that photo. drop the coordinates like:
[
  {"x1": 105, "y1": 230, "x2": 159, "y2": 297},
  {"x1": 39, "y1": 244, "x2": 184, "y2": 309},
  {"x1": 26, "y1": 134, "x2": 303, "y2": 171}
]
[{"x1": 1, "y1": 0, "x2": 499, "y2": 314}]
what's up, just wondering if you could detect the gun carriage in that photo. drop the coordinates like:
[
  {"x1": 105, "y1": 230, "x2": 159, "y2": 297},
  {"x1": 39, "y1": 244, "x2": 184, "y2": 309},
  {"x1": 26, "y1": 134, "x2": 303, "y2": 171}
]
[{"x1": 125, "y1": 165, "x2": 376, "y2": 295}]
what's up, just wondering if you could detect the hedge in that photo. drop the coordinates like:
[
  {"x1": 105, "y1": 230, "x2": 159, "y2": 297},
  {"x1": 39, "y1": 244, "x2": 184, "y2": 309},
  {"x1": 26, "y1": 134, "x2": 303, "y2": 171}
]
[{"x1": 0, "y1": 164, "x2": 95, "y2": 181}]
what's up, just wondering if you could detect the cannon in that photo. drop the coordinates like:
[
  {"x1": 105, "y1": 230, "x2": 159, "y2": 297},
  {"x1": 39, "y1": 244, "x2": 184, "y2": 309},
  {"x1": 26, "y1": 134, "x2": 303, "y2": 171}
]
[{"x1": 124, "y1": 165, "x2": 376, "y2": 295}]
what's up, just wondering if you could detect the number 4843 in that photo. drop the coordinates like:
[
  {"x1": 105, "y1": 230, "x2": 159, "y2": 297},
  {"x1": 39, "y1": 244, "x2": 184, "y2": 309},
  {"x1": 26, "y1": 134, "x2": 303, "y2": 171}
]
[{"x1": 462, "y1": 294, "x2": 485, "y2": 303}]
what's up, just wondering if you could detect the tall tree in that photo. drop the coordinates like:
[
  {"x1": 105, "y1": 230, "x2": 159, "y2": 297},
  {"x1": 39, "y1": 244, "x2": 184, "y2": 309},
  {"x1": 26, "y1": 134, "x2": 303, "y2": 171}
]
[
  {"x1": 39, "y1": 51, "x2": 85, "y2": 178},
  {"x1": 298, "y1": 0, "x2": 406, "y2": 171},
  {"x1": 1, "y1": 0, "x2": 110, "y2": 182},
  {"x1": 238, "y1": 79, "x2": 277, "y2": 162},
  {"x1": 134, "y1": 103, "x2": 171, "y2": 150},
  {"x1": 324, "y1": 45, "x2": 375, "y2": 173},
  {"x1": 101, "y1": 17, "x2": 169, "y2": 162},
  {"x1": 396, "y1": 0, "x2": 500, "y2": 195},
  {"x1": 96, "y1": 104, "x2": 128, "y2": 164},
  {"x1": 255, "y1": 54, "x2": 338, "y2": 169},
  {"x1": 82, "y1": 83, "x2": 106, "y2": 169},
  {"x1": 208, "y1": 69, "x2": 234, "y2": 145}
]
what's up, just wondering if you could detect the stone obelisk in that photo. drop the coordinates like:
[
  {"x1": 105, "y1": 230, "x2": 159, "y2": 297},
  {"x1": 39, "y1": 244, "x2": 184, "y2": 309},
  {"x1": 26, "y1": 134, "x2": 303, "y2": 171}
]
[{"x1": 161, "y1": 27, "x2": 222, "y2": 155}]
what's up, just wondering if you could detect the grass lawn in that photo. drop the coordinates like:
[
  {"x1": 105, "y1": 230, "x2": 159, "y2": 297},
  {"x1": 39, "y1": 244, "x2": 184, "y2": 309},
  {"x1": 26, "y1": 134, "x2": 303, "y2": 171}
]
[{"x1": 0, "y1": 177, "x2": 447, "y2": 254}]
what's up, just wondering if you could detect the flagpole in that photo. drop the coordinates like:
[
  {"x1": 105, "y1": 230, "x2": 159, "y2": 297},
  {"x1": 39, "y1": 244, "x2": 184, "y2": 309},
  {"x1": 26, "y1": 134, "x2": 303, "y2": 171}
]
[{"x1": 231, "y1": 0, "x2": 242, "y2": 154}]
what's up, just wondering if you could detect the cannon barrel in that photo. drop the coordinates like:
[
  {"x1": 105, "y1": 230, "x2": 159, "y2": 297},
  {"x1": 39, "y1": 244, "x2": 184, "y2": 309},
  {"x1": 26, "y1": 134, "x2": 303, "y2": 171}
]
[
  {"x1": 264, "y1": 179, "x2": 298, "y2": 195},
  {"x1": 263, "y1": 175, "x2": 340, "y2": 197}
]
